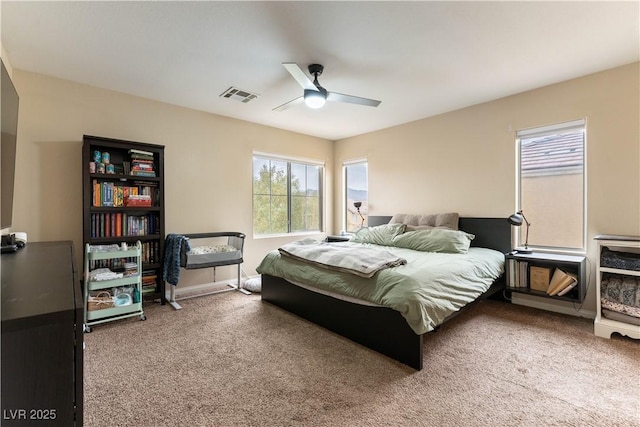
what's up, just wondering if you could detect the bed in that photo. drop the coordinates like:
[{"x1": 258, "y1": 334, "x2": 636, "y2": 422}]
[{"x1": 258, "y1": 215, "x2": 511, "y2": 370}]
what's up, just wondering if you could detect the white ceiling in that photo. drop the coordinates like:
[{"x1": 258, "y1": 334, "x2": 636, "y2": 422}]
[{"x1": 2, "y1": 1, "x2": 638, "y2": 140}]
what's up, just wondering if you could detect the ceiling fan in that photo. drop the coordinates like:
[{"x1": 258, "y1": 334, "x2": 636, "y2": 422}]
[{"x1": 273, "y1": 63, "x2": 381, "y2": 111}]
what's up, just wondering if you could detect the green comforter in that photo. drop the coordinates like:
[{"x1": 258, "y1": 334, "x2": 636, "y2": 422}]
[{"x1": 256, "y1": 242, "x2": 504, "y2": 334}]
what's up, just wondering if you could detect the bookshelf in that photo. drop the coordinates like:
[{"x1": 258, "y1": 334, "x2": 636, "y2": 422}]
[
  {"x1": 505, "y1": 252, "x2": 587, "y2": 303},
  {"x1": 82, "y1": 135, "x2": 165, "y2": 305},
  {"x1": 593, "y1": 235, "x2": 640, "y2": 339}
]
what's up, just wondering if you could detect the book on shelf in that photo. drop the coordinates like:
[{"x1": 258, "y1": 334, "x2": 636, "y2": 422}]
[
  {"x1": 125, "y1": 194, "x2": 152, "y2": 207},
  {"x1": 129, "y1": 148, "x2": 154, "y2": 157},
  {"x1": 131, "y1": 158, "x2": 154, "y2": 165},
  {"x1": 132, "y1": 162, "x2": 154, "y2": 170},
  {"x1": 547, "y1": 268, "x2": 578, "y2": 296},
  {"x1": 131, "y1": 155, "x2": 154, "y2": 163},
  {"x1": 507, "y1": 259, "x2": 516, "y2": 288},
  {"x1": 90, "y1": 212, "x2": 158, "y2": 238},
  {"x1": 529, "y1": 266, "x2": 552, "y2": 292},
  {"x1": 556, "y1": 279, "x2": 578, "y2": 296},
  {"x1": 518, "y1": 261, "x2": 528, "y2": 288},
  {"x1": 507, "y1": 258, "x2": 531, "y2": 288},
  {"x1": 131, "y1": 170, "x2": 157, "y2": 177},
  {"x1": 91, "y1": 182, "x2": 160, "y2": 207},
  {"x1": 133, "y1": 180, "x2": 158, "y2": 187}
]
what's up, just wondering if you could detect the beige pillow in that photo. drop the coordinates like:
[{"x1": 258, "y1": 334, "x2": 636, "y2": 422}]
[{"x1": 389, "y1": 213, "x2": 459, "y2": 230}]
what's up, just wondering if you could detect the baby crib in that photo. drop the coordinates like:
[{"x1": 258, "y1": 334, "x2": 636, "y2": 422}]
[{"x1": 163, "y1": 232, "x2": 250, "y2": 310}]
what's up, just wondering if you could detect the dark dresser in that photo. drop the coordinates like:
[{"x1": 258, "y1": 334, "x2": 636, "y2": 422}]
[{"x1": 1, "y1": 241, "x2": 83, "y2": 426}]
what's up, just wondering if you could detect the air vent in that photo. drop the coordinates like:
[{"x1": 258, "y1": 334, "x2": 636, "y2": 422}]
[{"x1": 220, "y1": 87, "x2": 259, "y2": 103}]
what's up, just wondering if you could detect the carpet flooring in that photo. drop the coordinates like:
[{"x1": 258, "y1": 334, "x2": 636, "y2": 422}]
[{"x1": 83, "y1": 292, "x2": 639, "y2": 426}]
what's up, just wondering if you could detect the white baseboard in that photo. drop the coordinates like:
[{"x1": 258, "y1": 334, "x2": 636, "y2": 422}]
[{"x1": 512, "y1": 294, "x2": 596, "y2": 320}]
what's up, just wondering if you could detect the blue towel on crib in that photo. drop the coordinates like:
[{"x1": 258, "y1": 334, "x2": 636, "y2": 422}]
[{"x1": 163, "y1": 234, "x2": 190, "y2": 286}]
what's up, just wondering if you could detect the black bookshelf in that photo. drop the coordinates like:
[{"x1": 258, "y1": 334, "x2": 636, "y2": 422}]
[
  {"x1": 82, "y1": 135, "x2": 166, "y2": 304},
  {"x1": 505, "y1": 251, "x2": 587, "y2": 303}
]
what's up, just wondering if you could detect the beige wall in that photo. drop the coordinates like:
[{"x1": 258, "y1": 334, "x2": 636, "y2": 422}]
[
  {"x1": 5, "y1": 45, "x2": 639, "y2": 316},
  {"x1": 334, "y1": 63, "x2": 640, "y2": 317},
  {"x1": 1, "y1": 46, "x2": 13, "y2": 76},
  {"x1": 8, "y1": 69, "x2": 334, "y2": 285}
]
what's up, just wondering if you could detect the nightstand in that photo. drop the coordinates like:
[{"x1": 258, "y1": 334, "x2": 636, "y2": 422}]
[
  {"x1": 325, "y1": 235, "x2": 351, "y2": 243},
  {"x1": 505, "y1": 251, "x2": 587, "y2": 303}
]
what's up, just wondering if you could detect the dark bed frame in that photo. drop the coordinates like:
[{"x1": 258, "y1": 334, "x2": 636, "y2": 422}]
[{"x1": 261, "y1": 216, "x2": 511, "y2": 370}]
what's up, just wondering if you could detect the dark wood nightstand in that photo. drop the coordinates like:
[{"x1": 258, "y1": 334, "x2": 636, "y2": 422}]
[
  {"x1": 325, "y1": 235, "x2": 351, "y2": 243},
  {"x1": 505, "y1": 251, "x2": 587, "y2": 303}
]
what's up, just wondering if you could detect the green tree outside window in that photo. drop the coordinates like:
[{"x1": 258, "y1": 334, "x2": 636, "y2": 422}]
[{"x1": 253, "y1": 156, "x2": 322, "y2": 235}]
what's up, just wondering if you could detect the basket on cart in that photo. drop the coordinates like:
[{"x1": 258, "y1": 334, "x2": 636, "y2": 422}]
[{"x1": 87, "y1": 291, "x2": 114, "y2": 311}]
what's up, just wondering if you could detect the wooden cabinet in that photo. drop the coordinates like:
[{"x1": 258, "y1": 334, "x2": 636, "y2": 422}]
[
  {"x1": 593, "y1": 235, "x2": 640, "y2": 339},
  {"x1": 1, "y1": 241, "x2": 83, "y2": 426},
  {"x1": 82, "y1": 135, "x2": 165, "y2": 304},
  {"x1": 505, "y1": 251, "x2": 587, "y2": 303}
]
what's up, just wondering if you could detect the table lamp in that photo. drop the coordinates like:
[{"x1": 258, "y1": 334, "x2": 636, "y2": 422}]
[
  {"x1": 354, "y1": 201, "x2": 365, "y2": 229},
  {"x1": 508, "y1": 210, "x2": 532, "y2": 254}
]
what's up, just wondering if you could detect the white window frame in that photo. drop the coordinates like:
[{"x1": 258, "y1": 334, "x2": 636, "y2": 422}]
[
  {"x1": 515, "y1": 119, "x2": 587, "y2": 253},
  {"x1": 343, "y1": 158, "x2": 368, "y2": 233},
  {"x1": 252, "y1": 152, "x2": 324, "y2": 238}
]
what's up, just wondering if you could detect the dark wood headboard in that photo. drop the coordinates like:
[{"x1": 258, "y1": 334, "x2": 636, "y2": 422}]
[{"x1": 368, "y1": 215, "x2": 512, "y2": 254}]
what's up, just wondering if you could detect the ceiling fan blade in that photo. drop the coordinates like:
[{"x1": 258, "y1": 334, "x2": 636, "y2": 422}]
[
  {"x1": 282, "y1": 62, "x2": 316, "y2": 91},
  {"x1": 327, "y1": 92, "x2": 381, "y2": 107},
  {"x1": 273, "y1": 96, "x2": 304, "y2": 112}
]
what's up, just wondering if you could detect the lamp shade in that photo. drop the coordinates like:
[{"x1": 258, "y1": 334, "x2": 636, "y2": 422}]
[
  {"x1": 507, "y1": 212, "x2": 523, "y2": 226},
  {"x1": 304, "y1": 89, "x2": 326, "y2": 109}
]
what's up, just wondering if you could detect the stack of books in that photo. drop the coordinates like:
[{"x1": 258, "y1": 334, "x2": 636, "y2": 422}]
[
  {"x1": 124, "y1": 194, "x2": 152, "y2": 207},
  {"x1": 129, "y1": 148, "x2": 156, "y2": 177},
  {"x1": 142, "y1": 271, "x2": 158, "y2": 294},
  {"x1": 547, "y1": 268, "x2": 578, "y2": 296}
]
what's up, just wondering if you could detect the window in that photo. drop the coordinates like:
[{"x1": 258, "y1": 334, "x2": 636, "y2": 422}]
[
  {"x1": 516, "y1": 119, "x2": 586, "y2": 251},
  {"x1": 253, "y1": 154, "x2": 323, "y2": 235},
  {"x1": 344, "y1": 160, "x2": 368, "y2": 233}
]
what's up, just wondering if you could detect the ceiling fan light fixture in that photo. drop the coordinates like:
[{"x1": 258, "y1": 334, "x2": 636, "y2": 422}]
[
  {"x1": 275, "y1": 63, "x2": 380, "y2": 112},
  {"x1": 304, "y1": 89, "x2": 326, "y2": 109}
]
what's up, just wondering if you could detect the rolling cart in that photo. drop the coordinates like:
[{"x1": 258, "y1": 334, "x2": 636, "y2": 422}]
[{"x1": 84, "y1": 241, "x2": 146, "y2": 332}]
